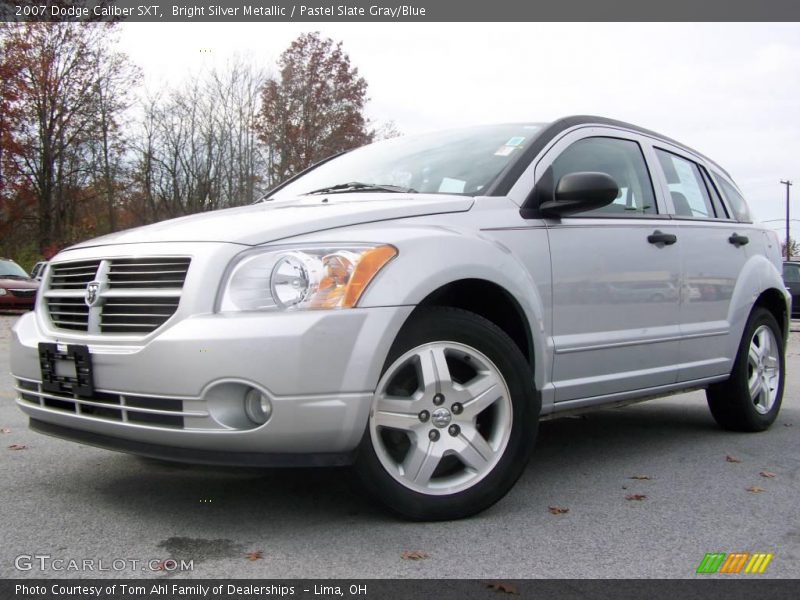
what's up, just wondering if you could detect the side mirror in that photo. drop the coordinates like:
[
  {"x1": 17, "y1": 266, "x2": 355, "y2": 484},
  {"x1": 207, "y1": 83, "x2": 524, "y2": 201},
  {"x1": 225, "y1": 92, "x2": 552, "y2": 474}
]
[{"x1": 539, "y1": 171, "x2": 619, "y2": 217}]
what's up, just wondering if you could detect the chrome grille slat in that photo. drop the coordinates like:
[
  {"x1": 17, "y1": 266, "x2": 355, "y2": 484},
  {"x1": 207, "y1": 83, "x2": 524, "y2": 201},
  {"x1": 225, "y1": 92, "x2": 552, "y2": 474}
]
[
  {"x1": 44, "y1": 256, "x2": 190, "y2": 335},
  {"x1": 108, "y1": 270, "x2": 188, "y2": 275},
  {"x1": 109, "y1": 279, "x2": 185, "y2": 285},
  {"x1": 98, "y1": 322, "x2": 168, "y2": 329},
  {"x1": 101, "y1": 312, "x2": 175, "y2": 318},
  {"x1": 108, "y1": 261, "x2": 190, "y2": 267},
  {"x1": 14, "y1": 385, "x2": 206, "y2": 418},
  {"x1": 51, "y1": 274, "x2": 97, "y2": 280},
  {"x1": 98, "y1": 302, "x2": 179, "y2": 307},
  {"x1": 15, "y1": 381, "x2": 200, "y2": 429}
]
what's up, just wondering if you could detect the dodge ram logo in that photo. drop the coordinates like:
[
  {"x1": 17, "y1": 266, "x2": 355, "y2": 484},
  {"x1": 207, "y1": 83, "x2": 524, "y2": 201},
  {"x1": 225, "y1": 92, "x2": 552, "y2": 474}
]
[{"x1": 85, "y1": 281, "x2": 100, "y2": 307}]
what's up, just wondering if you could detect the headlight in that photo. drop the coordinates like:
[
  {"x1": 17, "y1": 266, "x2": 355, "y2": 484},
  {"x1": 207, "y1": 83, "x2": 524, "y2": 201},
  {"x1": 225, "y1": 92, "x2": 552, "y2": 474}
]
[
  {"x1": 0, "y1": 288, "x2": 6, "y2": 296},
  {"x1": 219, "y1": 244, "x2": 397, "y2": 312}
]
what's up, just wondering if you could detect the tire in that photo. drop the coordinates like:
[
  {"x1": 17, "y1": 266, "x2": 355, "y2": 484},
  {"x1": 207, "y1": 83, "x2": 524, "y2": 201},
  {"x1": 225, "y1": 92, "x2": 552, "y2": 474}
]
[
  {"x1": 353, "y1": 307, "x2": 539, "y2": 521},
  {"x1": 706, "y1": 307, "x2": 785, "y2": 432}
]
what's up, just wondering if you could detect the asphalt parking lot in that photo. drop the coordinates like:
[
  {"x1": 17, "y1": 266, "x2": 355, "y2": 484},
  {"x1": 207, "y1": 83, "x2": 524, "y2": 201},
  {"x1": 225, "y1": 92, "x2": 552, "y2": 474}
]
[{"x1": 0, "y1": 313, "x2": 798, "y2": 580}]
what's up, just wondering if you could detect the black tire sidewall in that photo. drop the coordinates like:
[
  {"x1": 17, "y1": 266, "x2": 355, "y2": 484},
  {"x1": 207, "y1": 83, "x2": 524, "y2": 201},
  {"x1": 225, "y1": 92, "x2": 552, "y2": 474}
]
[
  {"x1": 708, "y1": 308, "x2": 785, "y2": 431},
  {"x1": 353, "y1": 307, "x2": 539, "y2": 521}
]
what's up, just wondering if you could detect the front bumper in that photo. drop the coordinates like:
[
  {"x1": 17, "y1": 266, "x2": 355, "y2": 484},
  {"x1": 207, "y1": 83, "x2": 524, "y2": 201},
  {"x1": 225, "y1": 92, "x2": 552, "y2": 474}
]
[
  {"x1": 11, "y1": 305, "x2": 413, "y2": 462},
  {"x1": 0, "y1": 295, "x2": 35, "y2": 311}
]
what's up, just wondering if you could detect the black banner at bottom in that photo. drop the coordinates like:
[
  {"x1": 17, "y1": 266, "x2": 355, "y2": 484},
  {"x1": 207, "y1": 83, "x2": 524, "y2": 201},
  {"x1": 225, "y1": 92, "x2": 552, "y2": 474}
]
[{"x1": 2, "y1": 579, "x2": 799, "y2": 600}]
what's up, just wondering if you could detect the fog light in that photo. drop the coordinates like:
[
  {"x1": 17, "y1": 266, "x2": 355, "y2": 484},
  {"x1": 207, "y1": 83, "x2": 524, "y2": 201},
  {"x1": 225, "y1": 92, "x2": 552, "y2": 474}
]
[{"x1": 244, "y1": 388, "x2": 272, "y2": 425}]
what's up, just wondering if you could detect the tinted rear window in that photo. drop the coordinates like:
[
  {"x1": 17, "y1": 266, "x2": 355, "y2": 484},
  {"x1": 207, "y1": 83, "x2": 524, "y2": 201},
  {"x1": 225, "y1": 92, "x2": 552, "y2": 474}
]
[{"x1": 713, "y1": 174, "x2": 752, "y2": 222}]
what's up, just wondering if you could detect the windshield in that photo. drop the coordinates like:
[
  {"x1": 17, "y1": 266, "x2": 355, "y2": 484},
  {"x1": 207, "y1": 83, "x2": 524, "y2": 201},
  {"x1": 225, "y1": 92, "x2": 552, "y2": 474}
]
[
  {"x1": 270, "y1": 124, "x2": 543, "y2": 200},
  {"x1": 0, "y1": 259, "x2": 29, "y2": 279}
]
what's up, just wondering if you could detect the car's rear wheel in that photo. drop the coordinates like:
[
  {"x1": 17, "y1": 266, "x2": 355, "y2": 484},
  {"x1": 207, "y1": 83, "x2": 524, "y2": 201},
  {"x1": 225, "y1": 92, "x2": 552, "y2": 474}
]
[
  {"x1": 706, "y1": 307, "x2": 784, "y2": 432},
  {"x1": 353, "y1": 307, "x2": 539, "y2": 520}
]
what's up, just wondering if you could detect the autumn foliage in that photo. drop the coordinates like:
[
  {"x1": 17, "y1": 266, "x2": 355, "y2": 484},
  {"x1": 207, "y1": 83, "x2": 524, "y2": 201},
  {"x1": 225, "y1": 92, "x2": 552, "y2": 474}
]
[
  {"x1": 0, "y1": 27, "x2": 380, "y2": 270},
  {"x1": 256, "y1": 32, "x2": 374, "y2": 184}
]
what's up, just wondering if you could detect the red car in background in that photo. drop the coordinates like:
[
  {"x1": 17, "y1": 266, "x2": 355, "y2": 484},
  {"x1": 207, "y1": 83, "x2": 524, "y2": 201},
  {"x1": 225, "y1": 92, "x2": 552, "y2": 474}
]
[{"x1": 0, "y1": 258, "x2": 39, "y2": 312}]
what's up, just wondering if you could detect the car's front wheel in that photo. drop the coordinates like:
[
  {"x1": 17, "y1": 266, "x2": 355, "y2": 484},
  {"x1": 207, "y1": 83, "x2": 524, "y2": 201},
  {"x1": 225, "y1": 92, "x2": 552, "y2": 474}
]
[{"x1": 353, "y1": 307, "x2": 539, "y2": 520}]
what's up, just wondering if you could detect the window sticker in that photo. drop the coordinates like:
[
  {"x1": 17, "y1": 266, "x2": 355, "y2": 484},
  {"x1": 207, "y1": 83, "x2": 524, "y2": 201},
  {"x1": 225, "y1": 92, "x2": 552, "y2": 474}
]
[
  {"x1": 438, "y1": 177, "x2": 466, "y2": 193},
  {"x1": 494, "y1": 146, "x2": 515, "y2": 157},
  {"x1": 505, "y1": 136, "x2": 526, "y2": 147}
]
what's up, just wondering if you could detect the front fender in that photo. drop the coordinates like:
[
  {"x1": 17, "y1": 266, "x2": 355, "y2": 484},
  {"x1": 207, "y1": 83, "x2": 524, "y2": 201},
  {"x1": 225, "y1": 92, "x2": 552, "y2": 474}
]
[{"x1": 358, "y1": 226, "x2": 551, "y2": 399}]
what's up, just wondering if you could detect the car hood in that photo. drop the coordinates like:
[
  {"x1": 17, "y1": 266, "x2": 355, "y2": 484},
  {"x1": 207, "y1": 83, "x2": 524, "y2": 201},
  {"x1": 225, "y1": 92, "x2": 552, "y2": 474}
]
[
  {"x1": 70, "y1": 194, "x2": 474, "y2": 248},
  {"x1": 0, "y1": 277, "x2": 38, "y2": 289}
]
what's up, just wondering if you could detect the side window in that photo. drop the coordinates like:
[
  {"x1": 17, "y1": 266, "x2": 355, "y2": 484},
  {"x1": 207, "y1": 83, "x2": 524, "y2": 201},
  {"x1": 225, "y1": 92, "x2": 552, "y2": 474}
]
[
  {"x1": 699, "y1": 166, "x2": 731, "y2": 220},
  {"x1": 713, "y1": 174, "x2": 753, "y2": 222},
  {"x1": 550, "y1": 137, "x2": 656, "y2": 216},
  {"x1": 783, "y1": 263, "x2": 800, "y2": 283},
  {"x1": 655, "y1": 149, "x2": 715, "y2": 219}
]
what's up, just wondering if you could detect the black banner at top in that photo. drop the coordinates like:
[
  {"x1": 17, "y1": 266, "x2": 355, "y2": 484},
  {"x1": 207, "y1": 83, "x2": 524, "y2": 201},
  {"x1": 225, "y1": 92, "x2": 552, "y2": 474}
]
[{"x1": 2, "y1": 0, "x2": 800, "y2": 22}]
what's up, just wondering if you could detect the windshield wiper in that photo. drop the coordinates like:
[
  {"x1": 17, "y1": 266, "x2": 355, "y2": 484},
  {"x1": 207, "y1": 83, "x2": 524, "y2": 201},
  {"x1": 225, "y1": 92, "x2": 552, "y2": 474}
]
[{"x1": 305, "y1": 181, "x2": 416, "y2": 195}]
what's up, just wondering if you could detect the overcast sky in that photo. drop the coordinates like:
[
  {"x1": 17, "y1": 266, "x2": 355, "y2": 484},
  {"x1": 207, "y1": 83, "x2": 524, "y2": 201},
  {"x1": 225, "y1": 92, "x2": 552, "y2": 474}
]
[{"x1": 118, "y1": 23, "x2": 800, "y2": 238}]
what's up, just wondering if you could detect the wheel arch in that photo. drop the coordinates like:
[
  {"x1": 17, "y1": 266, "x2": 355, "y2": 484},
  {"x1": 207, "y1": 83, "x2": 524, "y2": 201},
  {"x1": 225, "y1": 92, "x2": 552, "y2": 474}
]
[
  {"x1": 726, "y1": 254, "x2": 789, "y2": 359},
  {"x1": 415, "y1": 278, "x2": 534, "y2": 369},
  {"x1": 753, "y1": 287, "x2": 790, "y2": 343}
]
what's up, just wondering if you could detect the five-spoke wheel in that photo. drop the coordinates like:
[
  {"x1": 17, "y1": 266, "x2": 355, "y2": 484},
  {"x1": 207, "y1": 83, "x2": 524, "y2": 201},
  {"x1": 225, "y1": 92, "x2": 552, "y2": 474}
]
[
  {"x1": 747, "y1": 325, "x2": 780, "y2": 415},
  {"x1": 354, "y1": 307, "x2": 538, "y2": 521},
  {"x1": 370, "y1": 342, "x2": 512, "y2": 495},
  {"x1": 707, "y1": 307, "x2": 785, "y2": 431}
]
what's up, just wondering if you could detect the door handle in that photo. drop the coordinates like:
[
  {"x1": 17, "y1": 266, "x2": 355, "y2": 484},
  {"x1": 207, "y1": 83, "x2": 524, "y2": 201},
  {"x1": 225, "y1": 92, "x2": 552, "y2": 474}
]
[
  {"x1": 729, "y1": 233, "x2": 749, "y2": 247},
  {"x1": 647, "y1": 230, "x2": 677, "y2": 245}
]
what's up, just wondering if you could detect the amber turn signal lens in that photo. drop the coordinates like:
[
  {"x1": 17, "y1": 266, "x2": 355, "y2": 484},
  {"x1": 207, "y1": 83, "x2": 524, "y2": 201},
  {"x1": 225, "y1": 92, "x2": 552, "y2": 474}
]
[{"x1": 342, "y1": 245, "x2": 398, "y2": 307}]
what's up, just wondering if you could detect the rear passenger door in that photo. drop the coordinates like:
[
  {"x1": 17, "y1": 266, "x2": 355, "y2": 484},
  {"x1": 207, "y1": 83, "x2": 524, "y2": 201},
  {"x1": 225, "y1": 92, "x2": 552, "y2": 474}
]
[
  {"x1": 540, "y1": 129, "x2": 682, "y2": 404},
  {"x1": 649, "y1": 146, "x2": 751, "y2": 381}
]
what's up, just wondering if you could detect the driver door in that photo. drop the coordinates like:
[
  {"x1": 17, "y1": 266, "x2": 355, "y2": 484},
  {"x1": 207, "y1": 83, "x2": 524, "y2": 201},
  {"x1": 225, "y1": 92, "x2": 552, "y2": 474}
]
[{"x1": 537, "y1": 130, "x2": 682, "y2": 405}]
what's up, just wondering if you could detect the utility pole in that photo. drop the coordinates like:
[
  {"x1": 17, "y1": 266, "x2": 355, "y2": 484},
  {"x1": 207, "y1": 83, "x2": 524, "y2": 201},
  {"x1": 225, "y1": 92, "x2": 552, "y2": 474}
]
[{"x1": 782, "y1": 180, "x2": 793, "y2": 260}]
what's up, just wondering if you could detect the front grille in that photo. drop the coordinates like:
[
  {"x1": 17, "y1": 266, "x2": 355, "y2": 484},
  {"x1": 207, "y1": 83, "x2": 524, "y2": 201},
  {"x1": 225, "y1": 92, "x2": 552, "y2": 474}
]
[
  {"x1": 49, "y1": 260, "x2": 101, "y2": 290},
  {"x1": 100, "y1": 297, "x2": 182, "y2": 333},
  {"x1": 45, "y1": 256, "x2": 190, "y2": 335},
  {"x1": 107, "y1": 258, "x2": 191, "y2": 289},
  {"x1": 47, "y1": 297, "x2": 90, "y2": 330},
  {"x1": 15, "y1": 379, "x2": 200, "y2": 429}
]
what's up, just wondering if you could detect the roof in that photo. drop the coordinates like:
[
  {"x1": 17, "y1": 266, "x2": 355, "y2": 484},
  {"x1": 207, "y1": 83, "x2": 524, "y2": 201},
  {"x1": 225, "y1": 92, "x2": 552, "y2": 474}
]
[{"x1": 487, "y1": 114, "x2": 731, "y2": 197}]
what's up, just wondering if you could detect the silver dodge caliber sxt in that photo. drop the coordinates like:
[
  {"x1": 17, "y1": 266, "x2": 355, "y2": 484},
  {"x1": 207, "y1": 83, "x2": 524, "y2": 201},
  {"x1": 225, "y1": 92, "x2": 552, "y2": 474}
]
[{"x1": 10, "y1": 116, "x2": 789, "y2": 520}]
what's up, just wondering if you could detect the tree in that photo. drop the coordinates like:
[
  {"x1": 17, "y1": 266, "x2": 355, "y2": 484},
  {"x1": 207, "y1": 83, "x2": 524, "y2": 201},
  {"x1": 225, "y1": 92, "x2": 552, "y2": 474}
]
[
  {"x1": 255, "y1": 32, "x2": 373, "y2": 186},
  {"x1": 88, "y1": 45, "x2": 141, "y2": 232},
  {"x1": 782, "y1": 238, "x2": 799, "y2": 259},
  {"x1": 128, "y1": 58, "x2": 269, "y2": 223},
  {"x1": 0, "y1": 22, "x2": 138, "y2": 251}
]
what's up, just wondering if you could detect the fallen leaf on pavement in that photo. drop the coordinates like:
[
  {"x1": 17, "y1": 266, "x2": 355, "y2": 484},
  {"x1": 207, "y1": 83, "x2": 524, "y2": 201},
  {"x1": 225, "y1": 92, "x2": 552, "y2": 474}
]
[
  {"x1": 759, "y1": 471, "x2": 776, "y2": 479},
  {"x1": 548, "y1": 506, "x2": 569, "y2": 515},
  {"x1": 746, "y1": 486, "x2": 765, "y2": 493},
  {"x1": 8, "y1": 444, "x2": 27, "y2": 450},
  {"x1": 629, "y1": 475, "x2": 652, "y2": 480},
  {"x1": 1, "y1": 427, "x2": 11, "y2": 434},
  {"x1": 401, "y1": 551, "x2": 429, "y2": 561},
  {"x1": 245, "y1": 551, "x2": 263, "y2": 561},
  {"x1": 485, "y1": 581, "x2": 519, "y2": 595},
  {"x1": 626, "y1": 494, "x2": 647, "y2": 501},
  {"x1": 783, "y1": 423, "x2": 793, "y2": 427},
  {"x1": 726, "y1": 455, "x2": 741, "y2": 463}
]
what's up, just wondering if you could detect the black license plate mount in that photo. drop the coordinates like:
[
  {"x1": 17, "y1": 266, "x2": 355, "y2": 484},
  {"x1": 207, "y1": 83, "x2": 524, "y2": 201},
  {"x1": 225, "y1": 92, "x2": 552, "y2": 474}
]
[{"x1": 38, "y1": 343, "x2": 94, "y2": 397}]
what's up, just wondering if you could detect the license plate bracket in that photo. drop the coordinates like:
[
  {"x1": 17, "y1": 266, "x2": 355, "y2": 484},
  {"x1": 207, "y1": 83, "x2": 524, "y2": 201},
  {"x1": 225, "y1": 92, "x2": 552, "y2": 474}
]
[{"x1": 38, "y1": 343, "x2": 94, "y2": 397}]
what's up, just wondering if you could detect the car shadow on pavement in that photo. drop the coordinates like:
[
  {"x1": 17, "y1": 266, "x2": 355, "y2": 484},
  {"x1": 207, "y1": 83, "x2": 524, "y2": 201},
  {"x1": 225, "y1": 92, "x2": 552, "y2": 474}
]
[{"x1": 74, "y1": 396, "x2": 768, "y2": 525}]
